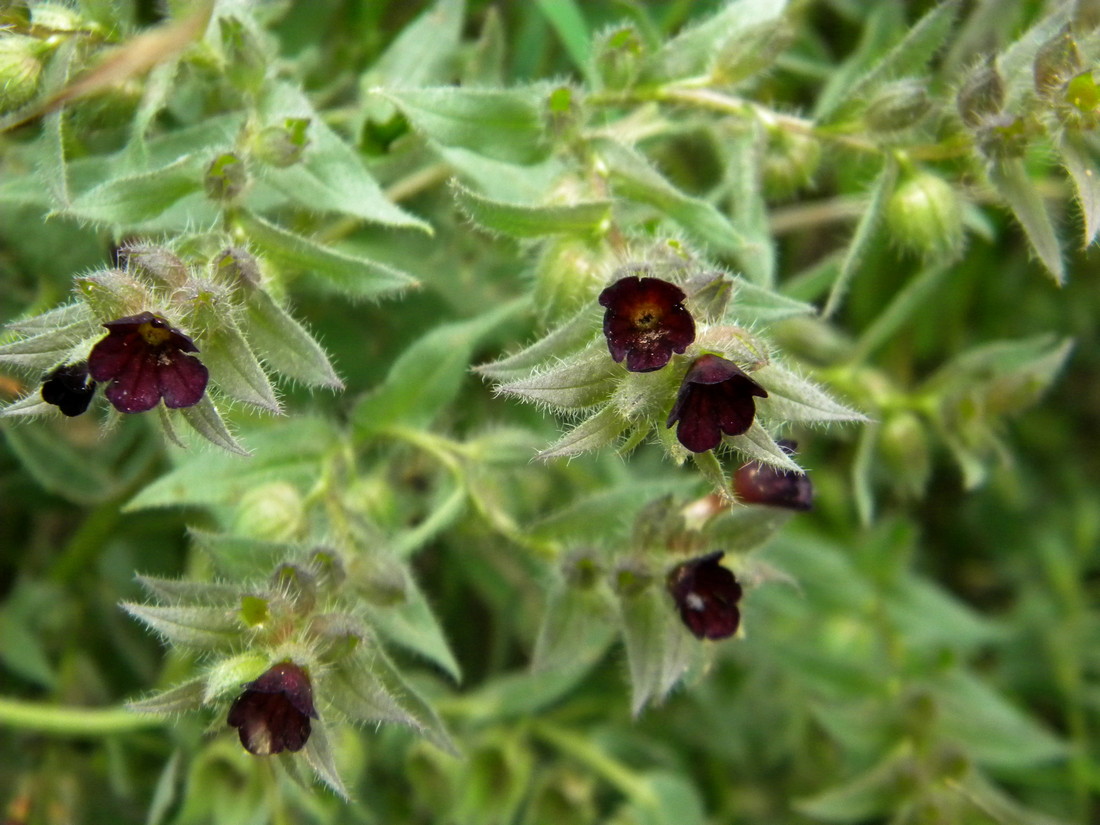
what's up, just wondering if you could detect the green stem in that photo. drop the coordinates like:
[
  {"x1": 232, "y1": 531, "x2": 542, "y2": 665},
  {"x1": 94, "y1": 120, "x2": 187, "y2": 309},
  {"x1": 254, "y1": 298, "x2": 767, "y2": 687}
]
[
  {"x1": 0, "y1": 697, "x2": 166, "y2": 735},
  {"x1": 531, "y1": 722, "x2": 658, "y2": 808}
]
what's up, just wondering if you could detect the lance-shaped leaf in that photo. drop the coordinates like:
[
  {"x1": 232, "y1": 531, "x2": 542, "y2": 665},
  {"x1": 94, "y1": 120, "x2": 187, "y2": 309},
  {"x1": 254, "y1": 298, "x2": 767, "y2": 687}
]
[
  {"x1": 5, "y1": 302, "x2": 93, "y2": 335},
  {"x1": 364, "y1": 573, "x2": 462, "y2": 683},
  {"x1": 238, "y1": 211, "x2": 418, "y2": 301},
  {"x1": 618, "y1": 585, "x2": 699, "y2": 716},
  {"x1": 725, "y1": 277, "x2": 815, "y2": 325},
  {"x1": 242, "y1": 288, "x2": 343, "y2": 389},
  {"x1": 531, "y1": 584, "x2": 617, "y2": 673},
  {"x1": 353, "y1": 299, "x2": 523, "y2": 438},
  {"x1": 377, "y1": 87, "x2": 550, "y2": 165},
  {"x1": 723, "y1": 125, "x2": 774, "y2": 286},
  {"x1": 494, "y1": 343, "x2": 619, "y2": 411},
  {"x1": 538, "y1": 406, "x2": 632, "y2": 460},
  {"x1": 327, "y1": 646, "x2": 458, "y2": 755},
  {"x1": 135, "y1": 575, "x2": 242, "y2": 606},
  {"x1": 60, "y1": 155, "x2": 204, "y2": 228},
  {"x1": 728, "y1": 422, "x2": 802, "y2": 473},
  {"x1": 639, "y1": 0, "x2": 789, "y2": 84},
  {"x1": 122, "y1": 602, "x2": 241, "y2": 650},
  {"x1": 988, "y1": 159, "x2": 1064, "y2": 284},
  {"x1": 795, "y1": 750, "x2": 910, "y2": 822},
  {"x1": 0, "y1": 394, "x2": 53, "y2": 419},
  {"x1": 595, "y1": 138, "x2": 751, "y2": 257},
  {"x1": 177, "y1": 395, "x2": 250, "y2": 456},
  {"x1": 998, "y1": 4, "x2": 1073, "y2": 112},
  {"x1": 301, "y1": 720, "x2": 349, "y2": 800},
  {"x1": 754, "y1": 363, "x2": 868, "y2": 423},
  {"x1": 475, "y1": 306, "x2": 599, "y2": 382},
  {"x1": 706, "y1": 507, "x2": 793, "y2": 554},
  {"x1": 823, "y1": 159, "x2": 897, "y2": 318},
  {"x1": 367, "y1": 0, "x2": 465, "y2": 88},
  {"x1": 2, "y1": 423, "x2": 115, "y2": 503},
  {"x1": 0, "y1": 329, "x2": 92, "y2": 371},
  {"x1": 127, "y1": 678, "x2": 207, "y2": 715},
  {"x1": 452, "y1": 181, "x2": 611, "y2": 238},
  {"x1": 201, "y1": 317, "x2": 280, "y2": 414},
  {"x1": 191, "y1": 530, "x2": 303, "y2": 580},
  {"x1": 817, "y1": 0, "x2": 960, "y2": 123},
  {"x1": 258, "y1": 82, "x2": 431, "y2": 231},
  {"x1": 1056, "y1": 131, "x2": 1100, "y2": 247}
]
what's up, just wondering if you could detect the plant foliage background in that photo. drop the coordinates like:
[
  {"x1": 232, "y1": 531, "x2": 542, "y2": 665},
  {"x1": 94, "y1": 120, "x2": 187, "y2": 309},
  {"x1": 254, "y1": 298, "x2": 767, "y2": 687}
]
[{"x1": 0, "y1": 0, "x2": 1098, "y2": 822}]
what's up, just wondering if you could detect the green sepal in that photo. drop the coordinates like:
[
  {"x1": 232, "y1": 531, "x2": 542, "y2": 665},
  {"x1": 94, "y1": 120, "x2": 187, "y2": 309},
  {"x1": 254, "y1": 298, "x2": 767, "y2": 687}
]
[
  {"x1": 494, "y1": 343, "x2": 619, "y2": 411},
  {"x1": 126, "y1": 678, "x2": 207, "y2": 715},
  {"x1": 201, "y1": 651, "x2": 270, "y2": 704},
  {"x1": 728, "y1": 422, "x2": 802, "y2": 473},
  {"x1": 754, "y1": 363, "x2": 868, "y2": 424},
  {"x1": 475, "y1": 306, "x2": 598, "y2": 382},
  {"x1": 725, "y1": 277, "x2": 815, "y2": 325},
  {"x1": 200, "y1": 316, "x2": 281, "y2": 414},
  {"x1": 531, "y1": 581, "x2": 617, "y2": 673},
  {"x1": 987, "y1": 159, "x2": 1064, "y2": 284},
  {"x1": 538, "y1": 406, "x2": 632, "y2": 460},
  {"x1": 300, "y1": 720, "x2": 350, "y2": 800},
  {"x1": 1056, "y1": 131, "x2": 1100, "y2": 247},
  {"x1": 176, "y1": 395, "x2": 251, "y2": 456},
  {"x1": 618, "y1": 582, "x2": 700, "y2": 717},
  {"x1": 135, "y1": 575, "x2": 242, "y2": 606},
  {"x1": 121, "y1": 602, "x2": 241, "y2": 651},
  {"x1": 241, "y1": 288, "x2": 343, "y2": 389}
]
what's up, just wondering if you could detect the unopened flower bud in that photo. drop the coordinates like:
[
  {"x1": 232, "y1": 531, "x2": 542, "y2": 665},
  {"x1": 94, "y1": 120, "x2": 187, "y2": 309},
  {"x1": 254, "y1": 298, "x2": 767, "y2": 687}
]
[
  {"x1": 233, "y1": 482, "x2": 305, "y2": 541},
  {"x1": 886, "y1": 170, "x2": 964, "y2": 261},
  {"x1": 204, "y1": 152, "x2": 249, "y2": 202},
  {"x1": 0, "y1": 34, "x2": 48, "y2": 113},
  {"x1": 1034, "y1": 28, "x2": 1081, "y2": 100},
  {"x1": 879, "y1": 411, "x2": 931, "y2": 499},
  {"x1": 612, "y1": 558, "x2": 653, "y2": 597},
  {"x1": 251, "y1": 118, "x2": 310, "y2": 168},
  {"x1": 74, "y1": 269, "x2": 152, "y2": 319},
  {"x1": 593, "y1": 25, "x2": 644, "y2": 90},
  {"x1": 272, "y1": 563, "x2": 317, "y2": 613},
  {"x1": 534, "y1": 238, "x2": 609, "y2": 326},
  {"x1": 31, "y1": 3, "x2": 98, "y2": 32},
  {"x1": 761, "y1": 128, "x2": 821, "y2": 200},
  {"x1": 213, "y1": 246, "x2": 262, "y2": 289},
  {"x1": 119, "y1": 244, "x2": 189, "y2": 290},
  {"x1": 219, "y1": 16, "x2": 266, "y2": 95},
  {"x1": 864, "y1": 79, "x2": 931, "y2": 133},
  {"x1": 561, "y1": 550, "x2": 603, "y2": 590},
  {"x1": 957, "y1": 59, "x2": 1004, "y2": 128}
]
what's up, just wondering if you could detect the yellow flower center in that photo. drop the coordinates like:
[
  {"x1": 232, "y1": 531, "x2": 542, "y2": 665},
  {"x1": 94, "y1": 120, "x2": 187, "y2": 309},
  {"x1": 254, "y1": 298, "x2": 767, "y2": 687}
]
[{"x1": 137, "y1": 320, "x2": 172, "y2": 346}]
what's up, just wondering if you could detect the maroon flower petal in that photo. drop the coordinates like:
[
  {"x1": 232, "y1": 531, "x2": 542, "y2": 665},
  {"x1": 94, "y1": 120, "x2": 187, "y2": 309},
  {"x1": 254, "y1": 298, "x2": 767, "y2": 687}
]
[
  {"x1": 666, "y1": 354, "x2": 767, "y2": 452},
  {"x1": 87, "y1": 327, "x2": 145, "y2": 382},
  {"x1": 158, "y1": 352, "x2": 209, "y2": 409},
  {"x1": 667, "y1": 551, "x2": 743, "y2": 640},
  {"x1": 227, "y1": 662, "x2": 317, "y2": 756},
  {"x1": 103, "y1": 351, "x2": 162, "y2": 413},
  {"x1": 733, "y1": 439, "x2": 814, "y2": 510},
  {"x1": 599, "y1": 276, "x2": 695, "y2": 372}
]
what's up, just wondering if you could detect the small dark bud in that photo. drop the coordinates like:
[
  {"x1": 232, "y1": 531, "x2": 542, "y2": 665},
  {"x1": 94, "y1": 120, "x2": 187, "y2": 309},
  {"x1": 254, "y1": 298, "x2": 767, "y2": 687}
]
[
  {"x1": 213, "y1": 246, "x2": 262, "y2": 288},
  {"x1": 666, "y1": 551, "x2": 742, "y2": 640},
  {"x1": 666, "y1": 354, "x2": 767, "y2": 453},
  {"x1": 227, "y1": 661, "x2": 317, "y2": 756},
  {"x1": 599, "y1": 275, "x2": 696, "y2": 372},
  {"x1": 1034, "y1": 28, "x2": 1082, "y2": 100},
  {"x1": 41, "y1": 363, "x2": 96, "y2": 416},
  {"x1": 957, "y1": 59, "x2": 1005, "y2": 127},
  {"x1": 864, "y1": 79, "x2": 931, "y2": 133},
  {"x1": 733, "y1": 440, "x2": 813, "y2": 510},
  {"x1": 204, "y1": 152, "x2": 249, "y2": 202}
]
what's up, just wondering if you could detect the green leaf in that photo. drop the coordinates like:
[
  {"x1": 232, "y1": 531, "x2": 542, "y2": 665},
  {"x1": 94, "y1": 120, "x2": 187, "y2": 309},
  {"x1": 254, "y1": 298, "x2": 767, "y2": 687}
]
[
  {"x1": 452, "y1": 181, "x2": 611, "y2": 237},
  {"x1": 200, "y1": 318, "x2": 280, "y2": 414},
  {"x1": 494, "y1": 343, "x2": 619, "y2": 411},
  {"x1": 818, "y1": 0, "x2": 960, "y2": 123},
  {"x1": 126, "y1": 679, "x2": 207, "y2": 715},
  {"x1": 365, "y1": 574, "x2": 462, "y2": 682},
  {"x1": 728, "y1": 422, "x2": 802, "y2": 472},
  {"x1": 0, "y1": 323, "x2": 97, "y2": 370},
  {"x1": 639, "y1": 0, "x2": 789, "y2": 84},
  {"x1": 121, "y1": 603, "x2": 240, "y2": 651},
  {"x1": 237, "y1": 210, "x2": 419, "y2": 300},
  {"x1": 241, "y1": 288, "x2": 343, "y2": 389},
  {"x1": 618, "y1": 586, "x2": 698, "y2": 716},
  {"x1": 705, "y1": 507, "x2": 792, "y2": 553},
  {"x1": 528, "y1": 479, "x2": 694, "y2": 544},
  {"x1": 531, "y1": 583, "x2": 616, "y2": 673},
  {"x1": 191, "y1": 531, "x2": 302, "y2": 580},
  {"x1": 60, "y1": 155, "x2": 204, "y2": 228},
  {"x1": 300, "y1": 721, "x2": 349, "y2": 800},
  {"x1": 595, "y1": 138, "x2": 752, "y2": 257},
  {"x1": 754, "y1": 362, "x2": 868, "y2": 423},
  {"x1": 2, "y1": 421, "x2": 123, "y2": 504},
  {"x1": 367, "y1": 0, "x2": 465, "y2": 88},
  {"x1": 988, "y1": 159, "x2": 1064, "y2": 284},
  {"x1": 725, "y1": 277, "x2": 815, "y2": 325},
  {"x1": 631, "y1": 772, "x2": 708, "y2": 825},
  {"x1": 534, "y1": 0, "x2": 592, "y2": 82},
  {"x1": 823, "y1": 158, "x2": 898, "y2": 317},
  {"x1": 378, "y1": 87, "x2": 550, "y2": 165},
  {"x1": 475, "y1": 306, "x2": 598, "y2": 381},
  {"x1": 177, "y1": 395, "x2": 250, "y2": 456},
  {"x1": 352, "y1": 299, "x2": 524, "y2": 438},
  {"x1": 125, "y1": 417, "x2": 339, "y2": 510},
  {"x1": 258, "y1": 82, "x2": 431, "y2": 231},
  {"x1": 723, "y1": 125, "x2": 774, "y2": 286},
  {"x1": 795, "y1": 750, "x2": 907, "y2": 822},
  {"x1": 538, "y1": 406, "x2": 631, "y2": 460},
  {"x1": 1056, "y1": 131, "x2": 1100, "y2": 247}
]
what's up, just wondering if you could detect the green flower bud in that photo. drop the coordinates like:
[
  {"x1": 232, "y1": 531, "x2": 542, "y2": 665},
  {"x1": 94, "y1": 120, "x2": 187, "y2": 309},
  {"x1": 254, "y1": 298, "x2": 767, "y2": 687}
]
[
  {"x1": 612, "y1": 558, "x2": 653, "y2": 597},
  {"x1": 219, "y1": 16, "x2": 266, "y2": 95},
  {"x1": 0, "y1": 34, "x2": 48, "y2": 113},
  {"x1": 879, "y1": 411, "x2": 932, "y2": 499},
  {"x1": 74, "y1": 269, "x2": 153, "y2": 320},
  {"x1": 864, "y1": 79, "x2": 931, "y2": 133},
  {"x1": 213, "y1": 246, "x2": 262, "y2": 289},
  {"x1": 761, "y1": 128, "x2": 821, "y2": 200},
  {"x1": 593, "y1": 25, "x2": 644, "y2": 90},
  {"x1": 31, "y1": 3, "x2": 97, "y2": 32},
  {"x1": 120, "y1": 244, "x2": 189, "y2": 290},
  {"x1": 532, "y1": 237, "x2": 608, "y2": 326},
  {"x1": 1064, "y1": 70, "x2": 1100, "y2": 128},
  {"x1": 561, "y1": 549, "x2": 603, "y2": 590},
  {"x1": 251, "y1": 118, "x2": 310, "y2": 168},
  {"x1": 204, "y1": 152, "x2": 249, "y2": 203},
  {"x1": 233, "y1": 482, "x2": 305, "y2": 541},
  {"x1": 175, "y1": 276, "x2": 236, "y2": 334},
  {"x1": 975, "y1": 113, "x2": 1034, "y2": 160},
  {"x1": 886, "y1": 170, "x2": 964, "y2": 261},
  {"x1": 272, "y1": 563, "x2": 317, "y2": 613},
  {"x1": 1034, "y1": 28, "x2": 1081, "y2": 100},
  {"x1": 957, "y1": 59, "x2": 1005, "y2": 128}
]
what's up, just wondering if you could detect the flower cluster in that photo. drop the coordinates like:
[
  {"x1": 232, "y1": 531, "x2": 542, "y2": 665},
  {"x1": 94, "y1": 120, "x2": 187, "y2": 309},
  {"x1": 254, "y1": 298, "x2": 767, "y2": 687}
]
[{"x1": 598, "y1": 274, "x2": 767, "y2": 453}]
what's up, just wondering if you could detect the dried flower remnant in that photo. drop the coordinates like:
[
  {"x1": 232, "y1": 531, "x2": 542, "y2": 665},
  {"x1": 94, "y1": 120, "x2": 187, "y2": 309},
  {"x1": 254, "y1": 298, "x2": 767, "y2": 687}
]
[
  {"x1": 227, "y1": 662, "x2": 318, "y2": 755},
  {"x1": 667, "y1": 551, "x2": 742, "y2": 640},
  {"x1": 87, "y1": 312, "x2": 209, "y2": 413},
  {"x1": 666, "y1": 354, "x2": 767, "y2": 452},
  {"x1": 598, "y1": 276, "x2": 695, "y2": 372},
  {"x1": 733, "y1": 440, "x2": 813, "y2": 511},
  {"x1": 40, "y1": 362, "x2": 96, "y2": 416}
]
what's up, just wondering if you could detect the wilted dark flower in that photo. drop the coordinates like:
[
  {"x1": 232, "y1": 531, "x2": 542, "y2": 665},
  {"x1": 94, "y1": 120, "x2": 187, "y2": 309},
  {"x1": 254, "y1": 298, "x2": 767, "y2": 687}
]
[
  {"x1": 41, "y1": 362, "x2": 96, "y2": 416},
  {"x1": 598, "y1": 276, "x2": 695, "y2": 372},
  {"x1": 227, "y1": 661, "x2": 318, "y2": 755},
  {"x1": 666, "y1": 354, "x2": 767, "y2": 452},
  {"x1": 733, "y1": 440, "x2": 813, "y2": 510},
  {"x1": 87, "y1": 312, "x2": 209, "y2": 413},
  {"x1": 666, "y1": 551, "x2": 742, "y2": 640}
]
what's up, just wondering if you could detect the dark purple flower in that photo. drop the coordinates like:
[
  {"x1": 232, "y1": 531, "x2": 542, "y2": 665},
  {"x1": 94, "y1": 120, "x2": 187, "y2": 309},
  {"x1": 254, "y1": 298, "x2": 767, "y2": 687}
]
[
  {"x1": 41, "y1": 362, "x2": 96, "y2": 416},
  {"x1": 227, "y1": 661, "x2": 318, "y2": 756},
  {"x1": 598, "y1": 276, "x2": 695, "y2": 372},
  {"x1": 666, "y1": 354, "x2": 767, "y2": 452},
  {"x1": 666, "y1": 551, "x2": 742, "y2": 640},
  {"x1": 87, "y1": 312, "x2": 209, "y2": 414},
  {"x1": 733, "y1": 439, "x2": 813, "y2": 510}
]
